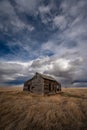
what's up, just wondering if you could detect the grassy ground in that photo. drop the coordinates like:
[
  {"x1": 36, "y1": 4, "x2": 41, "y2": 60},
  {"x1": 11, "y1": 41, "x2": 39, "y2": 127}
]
[{"x1": 0, "y1": 87, "x2": 87, "y2": 130}]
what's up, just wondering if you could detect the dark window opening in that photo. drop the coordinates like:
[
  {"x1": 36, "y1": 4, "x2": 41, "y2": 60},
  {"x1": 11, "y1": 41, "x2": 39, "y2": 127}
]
[
  {"x1": 28, "y1": 85, "x2": 30, "y2": 91},
  {"x1": 49, "y1": 83, "x2": 51, "y2": 91}
]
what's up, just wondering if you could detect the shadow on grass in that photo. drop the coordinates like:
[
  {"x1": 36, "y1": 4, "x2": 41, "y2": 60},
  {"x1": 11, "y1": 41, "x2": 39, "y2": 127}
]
[{"x1": 60, "y1": 92, "x2": 87, "y2": 99}]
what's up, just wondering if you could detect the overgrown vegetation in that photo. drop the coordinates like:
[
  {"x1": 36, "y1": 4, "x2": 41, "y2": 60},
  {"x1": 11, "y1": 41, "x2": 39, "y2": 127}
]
[{"x1": 0, "y1": 87, "x2": 87, "y2": 130}]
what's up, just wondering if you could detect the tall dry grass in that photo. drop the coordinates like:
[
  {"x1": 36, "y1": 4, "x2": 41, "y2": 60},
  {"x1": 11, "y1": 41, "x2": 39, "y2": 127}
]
[{"x1": 0, "y1": 87, "x2": 87, "y2": 130}]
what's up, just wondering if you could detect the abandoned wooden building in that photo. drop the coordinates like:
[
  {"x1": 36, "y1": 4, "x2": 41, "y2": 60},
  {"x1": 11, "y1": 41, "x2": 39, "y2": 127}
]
[{"x1": 23, "y1": 72, "x2": 61, "y2": 94}]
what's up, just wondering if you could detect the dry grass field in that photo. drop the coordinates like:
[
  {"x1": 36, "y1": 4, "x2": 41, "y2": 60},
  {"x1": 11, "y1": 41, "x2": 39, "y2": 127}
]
[{"x1": 0, "y1": 87, "x2": 87, "y2": 130}]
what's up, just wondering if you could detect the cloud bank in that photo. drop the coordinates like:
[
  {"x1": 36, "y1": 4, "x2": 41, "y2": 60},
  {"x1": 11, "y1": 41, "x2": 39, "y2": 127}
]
[{"x1": 0, "y1": 0, "x2": 87, "y2": 87}]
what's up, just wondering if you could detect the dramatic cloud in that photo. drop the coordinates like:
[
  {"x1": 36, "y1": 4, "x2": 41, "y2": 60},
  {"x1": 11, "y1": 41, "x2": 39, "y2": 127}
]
[
  {"x1": 15, "y1": 0, "x2": 41, "y2": 14},
  {"x1": 0, "y1": 0, "x2": 87, "y2": 87},
  {"x1": 53, "y1": 15, "x2": 67, "y2": 30}
]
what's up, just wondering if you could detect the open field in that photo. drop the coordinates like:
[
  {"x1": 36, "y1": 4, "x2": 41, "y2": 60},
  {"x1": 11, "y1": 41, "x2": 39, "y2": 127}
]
[{"x1": 0, "y1": 87, "x2": 87, "y2": 130}]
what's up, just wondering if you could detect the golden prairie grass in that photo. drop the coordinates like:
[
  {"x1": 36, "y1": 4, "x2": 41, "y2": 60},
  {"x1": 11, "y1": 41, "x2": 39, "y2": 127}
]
[{"x1": 0, "y1": 87, "x2": 87, "y2": 130}]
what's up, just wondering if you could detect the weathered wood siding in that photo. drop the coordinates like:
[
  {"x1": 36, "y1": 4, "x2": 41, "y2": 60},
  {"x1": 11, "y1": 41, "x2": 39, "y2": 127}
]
[
  {"x1": 44, "y1": 79, "x2": 60, "y2": 94},
  {"x1": 30, "y1": 73, "x2": 44, "y2": 94},
  {"x1": 23, "y1": 80, "x2": 31, "y2": 91}
]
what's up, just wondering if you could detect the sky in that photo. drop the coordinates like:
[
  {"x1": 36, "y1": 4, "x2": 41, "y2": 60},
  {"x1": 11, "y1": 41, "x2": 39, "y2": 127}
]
[{"x1": 0, "y1": 0, "x2": 87, "y2": 87}]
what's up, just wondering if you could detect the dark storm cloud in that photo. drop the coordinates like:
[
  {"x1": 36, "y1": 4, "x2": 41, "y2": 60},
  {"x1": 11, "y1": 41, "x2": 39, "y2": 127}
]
[{"x1": 0, "y1": 0, "x2": 87, "y2": 86}]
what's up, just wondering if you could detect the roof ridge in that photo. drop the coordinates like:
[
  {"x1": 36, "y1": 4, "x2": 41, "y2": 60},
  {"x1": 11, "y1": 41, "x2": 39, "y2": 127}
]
[{"x1": 36, "y1": 72, "x2": 58, "y2": 82}]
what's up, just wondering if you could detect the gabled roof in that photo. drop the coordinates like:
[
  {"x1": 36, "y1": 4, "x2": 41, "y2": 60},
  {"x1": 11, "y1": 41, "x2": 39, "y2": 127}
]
[
  {"x1": 37, "y1": 73, "x2": 56, "y2": 81},
  {"x1": 36, "y1": 73, "x2": 61, "y2": 85},
  {"x1": 24, "y1": 72, "x2": 61, "y2": 86}
]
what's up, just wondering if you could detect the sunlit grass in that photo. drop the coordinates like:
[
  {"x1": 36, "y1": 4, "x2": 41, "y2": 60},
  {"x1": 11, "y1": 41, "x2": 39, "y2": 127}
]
[{"x1": 0, "y1": 87, "x2": 87, "y2": 130}]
